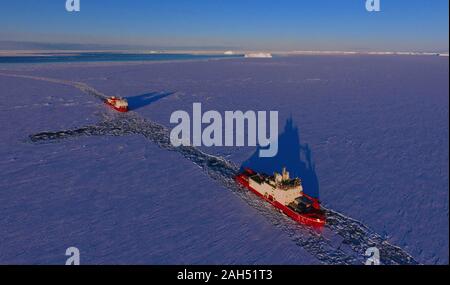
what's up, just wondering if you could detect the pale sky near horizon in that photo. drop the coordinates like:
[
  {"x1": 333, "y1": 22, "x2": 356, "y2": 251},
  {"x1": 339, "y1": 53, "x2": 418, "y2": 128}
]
[{"x1": 0, "y1": 0, "x2": 448, "y2": 52}]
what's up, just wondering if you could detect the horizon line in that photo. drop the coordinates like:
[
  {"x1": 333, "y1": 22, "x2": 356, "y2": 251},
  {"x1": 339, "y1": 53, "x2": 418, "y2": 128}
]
[{"x1": 0, "y1": 40, "x2": 448, "y2": 54}]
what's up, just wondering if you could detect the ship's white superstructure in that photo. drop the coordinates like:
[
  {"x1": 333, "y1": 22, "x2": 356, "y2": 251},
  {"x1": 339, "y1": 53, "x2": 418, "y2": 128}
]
[{"x1": 248, "y1": 167, "x2": 303, "y2": 206}]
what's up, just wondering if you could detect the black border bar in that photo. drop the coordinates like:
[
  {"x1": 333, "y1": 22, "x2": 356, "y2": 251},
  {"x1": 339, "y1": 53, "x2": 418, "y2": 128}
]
[{"x1": 1, "y1": 265, "x2": 448, "y2": 282}]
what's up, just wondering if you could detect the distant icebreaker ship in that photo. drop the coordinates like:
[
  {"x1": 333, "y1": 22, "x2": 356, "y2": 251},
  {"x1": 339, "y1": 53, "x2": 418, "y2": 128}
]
[{"x1": 105, "y1": 97, "x2": 129, "y2": 112}]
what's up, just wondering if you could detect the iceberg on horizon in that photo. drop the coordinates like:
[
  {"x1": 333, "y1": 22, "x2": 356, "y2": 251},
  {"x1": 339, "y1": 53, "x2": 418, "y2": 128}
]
[{"x1": 245, "y1": 52, "x2": 273, "y2": 58}]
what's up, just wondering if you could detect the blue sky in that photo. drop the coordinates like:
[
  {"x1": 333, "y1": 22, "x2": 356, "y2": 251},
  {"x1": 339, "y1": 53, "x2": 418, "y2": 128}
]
[{"x1": 0, "y1": 0, "x2": 448, "y2": 51}]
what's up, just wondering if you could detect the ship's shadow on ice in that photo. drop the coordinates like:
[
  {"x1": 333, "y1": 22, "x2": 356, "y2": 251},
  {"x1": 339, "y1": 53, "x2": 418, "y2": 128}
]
[
  {"x1": 241, "y1": 118, "x2": 320, "y2": 198},
  {"x1": 125, "y1": 91, "x2": 175, "y2": 111}
]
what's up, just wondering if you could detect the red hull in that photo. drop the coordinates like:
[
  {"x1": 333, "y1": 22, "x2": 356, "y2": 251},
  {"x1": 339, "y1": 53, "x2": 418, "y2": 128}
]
[
  {"x1": 235, "y1": 171, "x2": 326, "y2": 228},
  {"x1": 105, "y1": 102, "x2": 128, "y2": 113}
]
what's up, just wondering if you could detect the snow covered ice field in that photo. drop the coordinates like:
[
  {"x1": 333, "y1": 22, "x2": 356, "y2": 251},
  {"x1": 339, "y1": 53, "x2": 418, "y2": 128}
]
[{"x1": 0, "y1": 55, "x2": 448, "y2": 264}]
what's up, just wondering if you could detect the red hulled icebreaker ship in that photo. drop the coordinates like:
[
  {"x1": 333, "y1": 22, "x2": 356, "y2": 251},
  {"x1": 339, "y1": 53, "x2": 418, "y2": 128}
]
[
  {"x1": 236, "y1": 167, "x2": 326, "y2": 227},
  {"x1": 105, "y1": 97, "x2": 129, "y2": 112}
]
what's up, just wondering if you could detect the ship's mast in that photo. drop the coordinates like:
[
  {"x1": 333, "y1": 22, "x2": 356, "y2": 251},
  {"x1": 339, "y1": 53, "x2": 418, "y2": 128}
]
[{"x1": 282, "y1": 167, "x2": 290, "y2": 181}]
